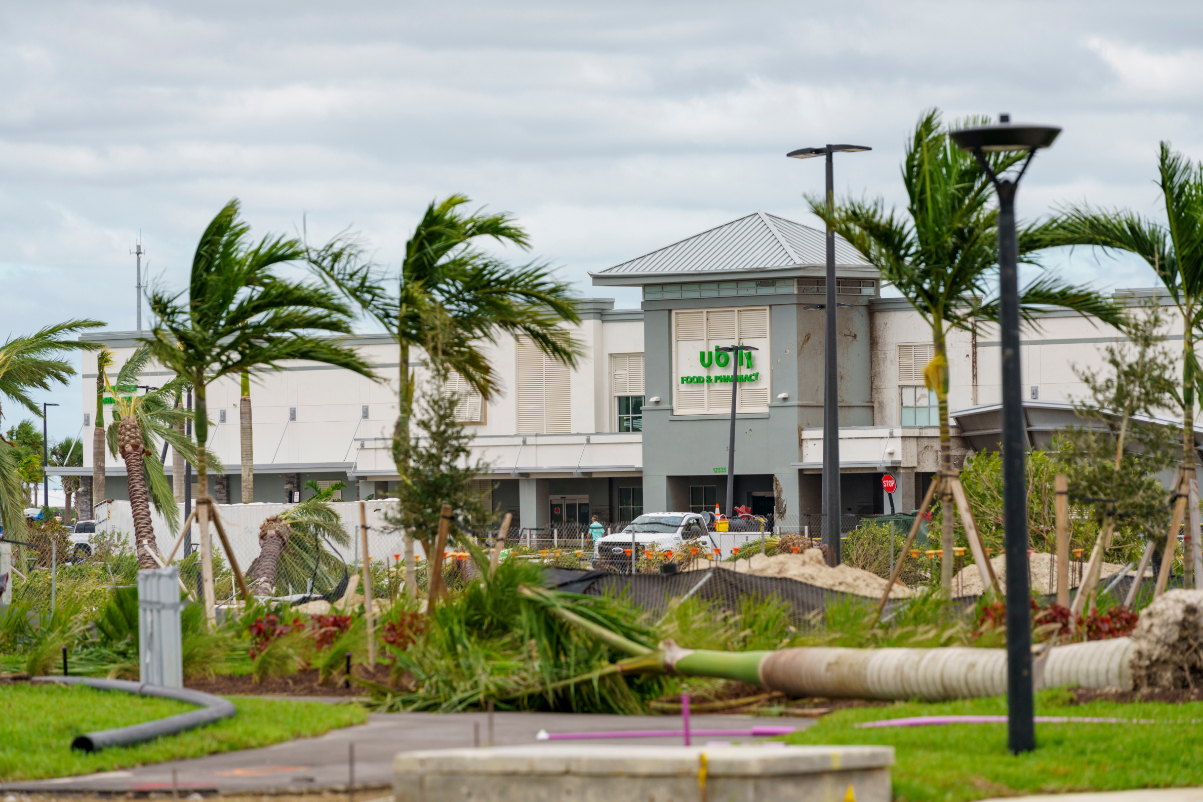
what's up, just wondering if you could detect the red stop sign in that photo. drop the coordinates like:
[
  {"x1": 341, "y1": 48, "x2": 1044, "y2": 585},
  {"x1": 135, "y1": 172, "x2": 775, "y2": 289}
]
[{"x1": 882, "y1": 474, "x2": 897, "y2": 493}]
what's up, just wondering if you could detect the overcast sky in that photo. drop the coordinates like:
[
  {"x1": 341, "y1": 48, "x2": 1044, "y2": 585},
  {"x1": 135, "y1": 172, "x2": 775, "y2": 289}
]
[{"x1": 4, "y1": 0, "x2": 1202, "y2": 453}]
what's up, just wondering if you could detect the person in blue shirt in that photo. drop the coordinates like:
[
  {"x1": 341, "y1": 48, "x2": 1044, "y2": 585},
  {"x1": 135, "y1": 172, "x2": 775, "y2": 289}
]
[{"x1": 588, "y1": 515, "x2": 606, "y2": 543}]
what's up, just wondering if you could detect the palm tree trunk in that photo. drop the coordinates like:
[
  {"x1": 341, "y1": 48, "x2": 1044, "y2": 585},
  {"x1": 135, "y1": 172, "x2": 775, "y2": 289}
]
[
  {"x1": 119, "y1": 416, "x2": 158, "y2": 570},
  {"x1": 173, "y1": 417, "x2": 185, "y2": 502},
  {"x1": 247, "y1": 515, "x2": 291, "y2": 596},
  {"x1": 392, "y1": 340, "x2": 411, "y2": 471},
  {"x1": 93, "y1": 373, "x2": 105, "y2": 506},
  {"x1": 933, "y1": 329, "x2": 954, "y2": 593},
  {"x1": 240, "y1": 370, "x2": 253, "y2": 503},
  {"x1": 194, "y1": 381, "x2": 216, "y2": 625}
]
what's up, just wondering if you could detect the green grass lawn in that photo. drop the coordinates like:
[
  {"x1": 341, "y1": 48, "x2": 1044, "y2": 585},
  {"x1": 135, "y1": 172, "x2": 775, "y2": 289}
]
[
  {"x1": 0, "y1": 683, "x2": 367, "y2": 782},
  {"x1": 785, "y1": 688, "x2": 1203, "y2": 802}
]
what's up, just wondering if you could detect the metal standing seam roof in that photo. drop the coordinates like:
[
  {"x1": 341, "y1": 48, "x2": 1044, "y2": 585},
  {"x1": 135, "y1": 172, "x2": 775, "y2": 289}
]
[{"x1": 589, "y1": 211, "x2": 871, "y2": 278}]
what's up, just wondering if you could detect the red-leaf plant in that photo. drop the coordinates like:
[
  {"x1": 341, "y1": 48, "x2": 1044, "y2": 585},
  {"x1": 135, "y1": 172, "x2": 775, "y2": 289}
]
[{"x1": 247, "y1": 614, "x2": 303, "y2": 659}]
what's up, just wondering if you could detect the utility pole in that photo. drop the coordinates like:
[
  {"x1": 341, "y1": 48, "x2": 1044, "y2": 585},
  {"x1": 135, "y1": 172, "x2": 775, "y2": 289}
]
[{"x1": 133, "y1": 236, "x2": 145, "y2": 337}]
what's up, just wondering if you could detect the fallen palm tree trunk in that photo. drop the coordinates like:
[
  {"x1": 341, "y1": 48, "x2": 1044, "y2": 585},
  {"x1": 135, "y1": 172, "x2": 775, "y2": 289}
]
[{"x1": 522, "y1": 583, "x2": 1137, "y2": 701}]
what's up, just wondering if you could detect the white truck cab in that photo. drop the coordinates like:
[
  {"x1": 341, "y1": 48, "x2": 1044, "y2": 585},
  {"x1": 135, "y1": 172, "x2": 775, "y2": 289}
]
[{"x1": 593, "y1": 512, "x2": 717, "y2": 570}]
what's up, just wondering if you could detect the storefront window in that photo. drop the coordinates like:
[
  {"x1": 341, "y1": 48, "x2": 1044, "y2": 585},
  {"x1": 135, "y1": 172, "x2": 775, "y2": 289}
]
[
  {"x1": 900, "y1": 385, "x2": 939, "y2": 426},
  {"x1": 689, "y1": 485, "x2": 718, "y2": 513},
  {"x1": 619, "y1": 486, "x2": 643, "y2": 521},
  {"x1": 617, "y1": 395, "x2": 643, "y2": 432}
]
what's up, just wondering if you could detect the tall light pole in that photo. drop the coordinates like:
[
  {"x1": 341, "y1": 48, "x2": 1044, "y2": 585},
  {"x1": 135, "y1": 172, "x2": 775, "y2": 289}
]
[
  {"x1": 133, "y1": 237, "x2": 145, "y2": 338},
  {"x1": 42, "y1": 402, "x2": 59, "y2": 511},
  {"x1": 950, "y1": 114, "x2": 1060, "y2": 755},
  {"x1": 786, "y1": 144, "x2": 871, "y2": 566},
  {"x1": 715, "y1": 343, "x2": 758, "y2": 517}
]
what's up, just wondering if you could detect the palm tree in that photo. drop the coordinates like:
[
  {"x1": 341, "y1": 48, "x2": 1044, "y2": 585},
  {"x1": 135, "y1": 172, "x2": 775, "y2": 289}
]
[
  {"x1": 104, "y1": 348, "x2": 210, "y2": 569},
  {"x1": 93, "y1": 347, "x2": 113, "y2": 508},
  {"x1": 239, "y1": 369, "x2": 252, "y2": 503},
  {"x1": 1040, "y1": 142, "x2": 1203, "y2": 483},
  {"x1": 48, "y1": 436, "x2": 83, "y2": 523},
  {"x1": 0, "y1": 319, "x2": 103, "y2": 541},
  {"x1": 808, "y1": 109, "x2": 1121, "y2": 591},
  {"x1": 246, "y1": 480, "x2": 349, "y2": 596},
  {"x1": 308, "y1": 194, "x2": 584, "y2": 471},
  {"x1": 145, "y1": 199, "x2": 377, "y2": 618}
]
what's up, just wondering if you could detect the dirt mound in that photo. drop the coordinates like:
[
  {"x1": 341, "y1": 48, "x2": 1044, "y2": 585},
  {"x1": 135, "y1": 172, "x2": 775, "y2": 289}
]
[
  {"x1": 731, "y1": 549, "x2": 912, "y2": 599},
  {"x1": 1130, "y1": 589, "x2": 1203, "y2": 690},
  {"x1": 951, "y1": 553, "x2": 1139, "y2": 597}
]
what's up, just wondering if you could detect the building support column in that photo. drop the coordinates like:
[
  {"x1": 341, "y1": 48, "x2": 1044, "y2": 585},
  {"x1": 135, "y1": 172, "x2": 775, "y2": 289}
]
[{"x1": 518, "y1": 478, "x2": 550, "y2": 533}]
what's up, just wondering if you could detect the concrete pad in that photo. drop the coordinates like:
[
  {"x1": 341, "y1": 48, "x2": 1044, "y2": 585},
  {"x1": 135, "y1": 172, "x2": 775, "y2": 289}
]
[
  {"x1": 394, "y1": 743, "x2": 893, "y2": 802},
  {"x1": 0, "y1": 712, "x2": 810, "y2": 795}
]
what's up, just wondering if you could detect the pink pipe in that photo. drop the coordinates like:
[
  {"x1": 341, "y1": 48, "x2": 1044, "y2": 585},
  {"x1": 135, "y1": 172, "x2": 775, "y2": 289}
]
[
  {"x1": 856, "y1": 715, "x2": 1151, "y2": 728},
  {"x1": 536, "y1": 726, "x2": 797, "y2": 741}
]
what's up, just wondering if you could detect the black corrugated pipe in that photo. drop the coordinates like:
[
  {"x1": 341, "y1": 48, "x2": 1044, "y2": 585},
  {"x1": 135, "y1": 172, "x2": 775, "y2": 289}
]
[{"x1": 33, "y1": 677, "x2": 235, "y2": 752}]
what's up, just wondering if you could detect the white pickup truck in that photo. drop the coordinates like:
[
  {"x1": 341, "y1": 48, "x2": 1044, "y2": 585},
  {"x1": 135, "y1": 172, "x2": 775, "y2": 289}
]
[{"x1": 593, "y1": 512, "x2": 718, "y2": 571}]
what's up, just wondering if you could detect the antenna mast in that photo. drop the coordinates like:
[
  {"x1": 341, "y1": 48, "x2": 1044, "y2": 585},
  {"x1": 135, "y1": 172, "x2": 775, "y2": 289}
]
[{"x1": 132, "y1": 235, "x2": 145, "y2": 337}]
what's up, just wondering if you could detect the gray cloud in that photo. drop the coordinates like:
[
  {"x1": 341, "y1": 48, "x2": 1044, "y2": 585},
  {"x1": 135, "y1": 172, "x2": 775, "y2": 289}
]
[{"x1": 2, "y1": 0, "x2": 1198, "y2": 440}]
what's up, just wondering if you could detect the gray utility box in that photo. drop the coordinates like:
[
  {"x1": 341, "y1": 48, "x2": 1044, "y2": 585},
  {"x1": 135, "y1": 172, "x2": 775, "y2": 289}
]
[
  {"x1": 0, "y1": 542, "x2": 11, "y2": 607},
  {"x1": 139, "y1": 566, "x2": 185, "y2": 688},
  {"x1": 394, "y1": 744, "x2": 893, "y2": 802}
]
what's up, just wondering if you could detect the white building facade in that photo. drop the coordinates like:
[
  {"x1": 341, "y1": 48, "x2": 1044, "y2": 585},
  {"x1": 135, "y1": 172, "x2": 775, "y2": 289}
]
[{"x1": 60, "y1": 213, "x2": 1200, "y2": 532}]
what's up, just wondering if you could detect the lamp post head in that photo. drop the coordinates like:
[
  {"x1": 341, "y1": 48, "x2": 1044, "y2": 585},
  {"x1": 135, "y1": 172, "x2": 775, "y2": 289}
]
[
  {"x1": 949, "y1": 114, "x2": 1060, "y2": 153},
  {"x1": 786, "y1": 145, "x2": 872, "y2": 159}
]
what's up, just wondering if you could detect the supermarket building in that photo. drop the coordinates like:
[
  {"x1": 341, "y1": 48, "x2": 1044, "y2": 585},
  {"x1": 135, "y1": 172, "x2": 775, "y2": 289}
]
[{"x1": 62, "y1": 211, "x2": 1195, "y2": 530}]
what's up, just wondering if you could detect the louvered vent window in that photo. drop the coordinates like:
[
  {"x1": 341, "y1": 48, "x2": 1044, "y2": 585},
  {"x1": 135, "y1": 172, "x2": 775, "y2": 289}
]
[
  {"x1": 444, "y1": 371, "x2": 485, "y2": 424},
  {"x1": 612, "y1": 354, "x2": 645, "y2": 433},
  {"x1": 673, "y1": 307, "x2": 770, "y2": 415},
  {"x1": 469, "y1": 479, "x2": 493, "y2": 512},
  {"x1": 897, "y1": 343, "x2": 936, "y2": 383},
  {"x1": 517, "y1": 336, "x2": 571, "y2": 434}
]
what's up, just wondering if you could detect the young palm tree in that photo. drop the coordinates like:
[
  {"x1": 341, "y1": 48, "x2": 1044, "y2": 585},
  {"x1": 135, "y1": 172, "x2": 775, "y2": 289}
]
[
  {"x1": 92, "y1": 347, "x2": 113, "y2": 507},
  {"x1": 104, "y1": 348, "x2": 210, "y2": 569},
  {"x1": 808, "y1": 109, "x2": 1121, "y2": 591},
  {"x1": 308, "y1": 194, "x2": 584, "y2": 471},
  {"x1": 145, "y1": 199, "x2": 377, "y2": 618},
  {"x1": 0, "y1": 319, "x2": 103, "y2": 541},
  {"x1": 48, "y1": 436, "x2": 83, "y2": 523},
  {"x1": 1041, "y1": 142, "x2": 1203, "y2": 478},
  {"x1": 239, "y1": 369, "x2": 253, "y2": 503}
]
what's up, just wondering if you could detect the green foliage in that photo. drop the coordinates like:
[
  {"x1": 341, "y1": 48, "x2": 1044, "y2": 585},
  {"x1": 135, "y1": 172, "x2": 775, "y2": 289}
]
[
  {"x1": 389, "y1": 362, "x2": 493, "y2": 557},
  {"x1": 1056, "y1": 302, "x2": 1180, "y2": 556},
  {"x1": 658, "y1": 594, "x2": 801, "y2": 652},
  {"x1": 251, "y1": 631, "x2": 312, "y2": 683},
  {"x1": 842, "y1": 520, "x2": 926, "y2": 585},
  {"x1": 0, "y1": 684, "x2": 365, "y2": 782},
  {"x1": 275, "y1": 481, "x2": 352, "y2": 596},
  {"x1": 374, "y1": 557, "x2": 667, "y2": 714}
]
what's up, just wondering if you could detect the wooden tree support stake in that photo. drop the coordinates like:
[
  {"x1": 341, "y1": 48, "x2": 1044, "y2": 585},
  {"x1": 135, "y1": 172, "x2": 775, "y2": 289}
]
[
  {"x1": 1054, "y1": 474, "x2": 1069, "y2": 608},
  {"x1": 490, "y1": 512, "x2": 512, "y2": 577},
  {"x1": 209, "y1": 501, "x2": 252, "y2": 604},
  {"x1": 427, "y1": 503, "x2": 453, "y2": 608},
  {"x1": 1124, "y1": 541, "x2": 1155, "y2": 608},
  {"x1": 1155, "y1": 470, "x2": 1189, "y2": 599},
  {"x1": 198, "y1": 497, "x2": 216, "y2": 627},
  {"x1": 1071, "y1": 510, "x2": 1116, "y2": 621},
  {"x1": 874, "y1": 476, "x2": 940, "y2": 623},
  {"x1": 140, "y1": 544, "x2": 196, "y2": 601},
  {"x1": 359, "y1": 501, "x2": 376, "y2": 669}
]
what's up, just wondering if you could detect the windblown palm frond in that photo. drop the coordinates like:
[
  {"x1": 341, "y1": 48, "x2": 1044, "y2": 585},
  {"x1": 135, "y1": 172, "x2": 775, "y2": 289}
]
[
  {"x1": 0, "y1": 319, "x2": 105, "y2": 423},
  {"x1": 1041, "y1": 141, "x2": 1203, "y2": 460}
]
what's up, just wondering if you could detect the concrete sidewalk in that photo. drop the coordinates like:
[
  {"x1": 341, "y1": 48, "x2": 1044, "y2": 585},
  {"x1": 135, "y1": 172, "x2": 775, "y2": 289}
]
[{"x1": 1, "y1": 712, "x2": 807, "y2": 795}]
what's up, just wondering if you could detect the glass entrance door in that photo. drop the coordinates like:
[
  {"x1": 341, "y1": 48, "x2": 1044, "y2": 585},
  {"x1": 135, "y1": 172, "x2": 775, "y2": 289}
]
[{"x1": 550, "y1": 495, "x2": 590, "y2": 524}]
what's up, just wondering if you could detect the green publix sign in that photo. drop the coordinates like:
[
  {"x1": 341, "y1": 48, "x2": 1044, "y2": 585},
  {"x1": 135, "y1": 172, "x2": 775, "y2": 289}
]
[{"x1": 680, "y1": 347, "x2": 760, "y2": 385}]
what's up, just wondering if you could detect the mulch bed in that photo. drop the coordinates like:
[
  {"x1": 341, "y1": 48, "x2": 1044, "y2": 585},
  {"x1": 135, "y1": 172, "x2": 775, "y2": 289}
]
[
  {"x1": 186, "y1": 664, "x2": 394, "y2": 698},
  {"x1": 1073, "y1": 686, "x2": 1203, "y2": 705}
]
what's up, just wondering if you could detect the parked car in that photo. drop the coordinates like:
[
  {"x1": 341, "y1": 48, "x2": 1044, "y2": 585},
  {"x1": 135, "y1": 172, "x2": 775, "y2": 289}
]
[
  {"x1": 70, "y1": 520, "x2": 96, "y2": 560},
  {"x1": 593, "y1": 512, "x2": 717, "y2": 571}
]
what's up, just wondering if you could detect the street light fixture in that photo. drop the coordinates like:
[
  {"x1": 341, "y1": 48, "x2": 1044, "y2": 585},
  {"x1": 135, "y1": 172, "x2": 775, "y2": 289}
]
[
  {"x1": 715, "y1": 343, "x2": 759, "y2": 518},
  {"x1": 787, "y1": 143, "x2": 871, "y2": 566},
  {"x1": 42, "y1": 402, "x2": 59, "y2": 512},
  {"x1": 950, "y1": 113, "x2": 1060, "y2": 756}
]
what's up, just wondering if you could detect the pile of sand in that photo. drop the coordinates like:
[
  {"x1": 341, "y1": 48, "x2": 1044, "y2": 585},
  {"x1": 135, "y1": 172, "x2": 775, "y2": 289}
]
[
  {"x1": 951, "y1": 553, "x2": 1147, "y2": 597},
  {"x1": 722, "y1": 549, "x2": 913, "y2": 599}
]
